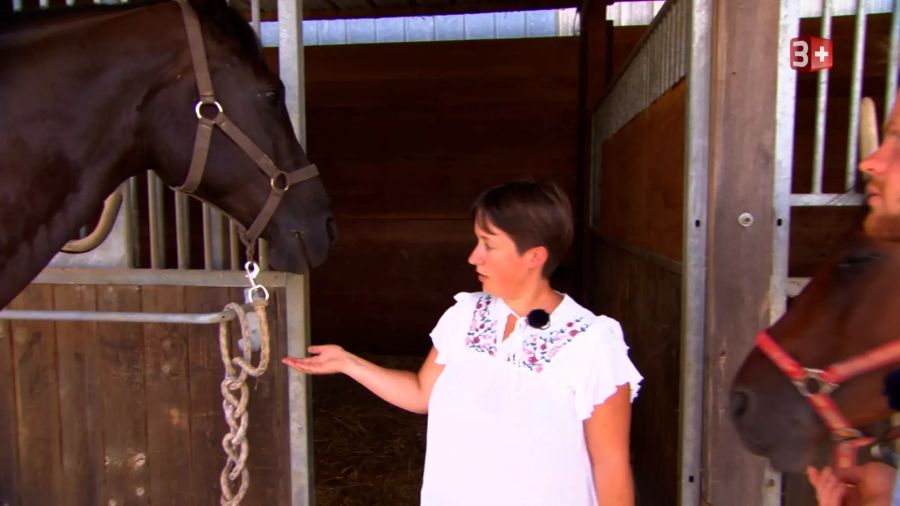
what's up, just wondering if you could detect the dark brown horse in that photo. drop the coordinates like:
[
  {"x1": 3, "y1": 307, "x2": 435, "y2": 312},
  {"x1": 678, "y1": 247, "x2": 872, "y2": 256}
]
[
  {"x1": 730, "y1": 232, "x2": 900, "y2": 472},
  {"x1": 0, "y1": 0, "x2": 335, "y2": 309}
]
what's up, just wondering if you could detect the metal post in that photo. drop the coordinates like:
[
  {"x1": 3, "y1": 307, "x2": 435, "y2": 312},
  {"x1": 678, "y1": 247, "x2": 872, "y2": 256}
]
[
  {"x1": 845, "y1": 0, "x2": 868, "y2": 191},
  {"x1": 680, "y1": 0, "x2": 710, "y2": 504},
  {"x1": 812, "y1": 0, "x2": 833, "y2": 194}
]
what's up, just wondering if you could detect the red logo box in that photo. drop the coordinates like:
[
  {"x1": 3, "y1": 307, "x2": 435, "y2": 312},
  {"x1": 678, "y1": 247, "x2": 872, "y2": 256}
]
[{"x1": 790, "y1": 36, "x2": 833, "y2": 72}]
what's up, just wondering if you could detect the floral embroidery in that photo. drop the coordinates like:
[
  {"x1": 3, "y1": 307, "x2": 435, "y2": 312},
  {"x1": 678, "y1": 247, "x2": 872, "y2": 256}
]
[
  {"x1": 465, "y1": 293, "x2": 498, "y2": 356},
  {"x1": 464, "y1": 293, "x2": 592, "y2": 372},
  {"x1": 517, "y1": 318, "x2": 591, "y2": 372}
]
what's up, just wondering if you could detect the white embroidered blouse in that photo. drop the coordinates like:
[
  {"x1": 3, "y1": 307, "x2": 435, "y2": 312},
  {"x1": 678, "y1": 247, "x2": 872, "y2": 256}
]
[{"x1": 420, "y1": 291, "x2": 643, "y2": 506}]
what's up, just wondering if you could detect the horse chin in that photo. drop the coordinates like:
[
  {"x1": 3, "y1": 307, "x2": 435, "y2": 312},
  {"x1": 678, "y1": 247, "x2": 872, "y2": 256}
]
[{"x1": 267, "y1": 239, "x2": 310, "y2": 274}]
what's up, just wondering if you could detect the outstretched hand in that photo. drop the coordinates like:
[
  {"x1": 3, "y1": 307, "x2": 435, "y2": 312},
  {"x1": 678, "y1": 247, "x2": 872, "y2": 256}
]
[
  {"x1": 807, "y1": 466, "x2": 854, "y2": 506},
  {"x1": 282, "y1": 344, "x2": 352, "y2": 375}
]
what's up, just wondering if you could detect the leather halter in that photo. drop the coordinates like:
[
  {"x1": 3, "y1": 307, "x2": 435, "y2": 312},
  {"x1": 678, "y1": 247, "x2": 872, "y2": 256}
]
[
  {"x1": 173, "y1": 0, "x2": 319, "y2": 257},
  {"x1": 756, "y1": 330, "x2": 900, "y2": 468}
]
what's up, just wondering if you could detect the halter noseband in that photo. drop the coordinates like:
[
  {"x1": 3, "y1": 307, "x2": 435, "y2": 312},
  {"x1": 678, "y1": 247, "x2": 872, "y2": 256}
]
[
  {"x1": 173, "y1": 0, "x2": 319, "y2": 258},
  {"x1": 756, "y1": 330, "x2": 900, "y2": 468}
]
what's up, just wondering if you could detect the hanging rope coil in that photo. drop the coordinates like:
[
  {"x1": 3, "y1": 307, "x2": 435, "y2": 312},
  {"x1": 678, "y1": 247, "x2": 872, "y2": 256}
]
[{"x1": 218, "y1": 296, "x2": 271, "y2": 506}]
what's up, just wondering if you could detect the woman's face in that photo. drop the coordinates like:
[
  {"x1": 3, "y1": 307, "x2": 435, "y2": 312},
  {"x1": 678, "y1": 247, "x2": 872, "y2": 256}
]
[{"x1": 467, "y1": 217, "x2": 537, "y2": 299}]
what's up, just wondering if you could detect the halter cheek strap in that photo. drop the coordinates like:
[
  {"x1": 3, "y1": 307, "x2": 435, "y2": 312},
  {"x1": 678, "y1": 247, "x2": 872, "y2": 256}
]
[
  {"x1": 173, "y1": 0, "x2": 319, "y2": 257},
  {"x1": 756, "y1": 331, "x2": 900, "y2": 468}
]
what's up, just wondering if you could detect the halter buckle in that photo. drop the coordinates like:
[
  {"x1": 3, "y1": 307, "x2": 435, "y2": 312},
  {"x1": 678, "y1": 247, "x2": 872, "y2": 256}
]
[
  {"x1": 270, "y1": 171, "x2": 290, "y2": 192},
  {"x1": 792, "y1": 368, "x2": 838, "y2": 397},
  {"x1": 831, "y1": 427, "x2": 864, "y2": 442}
]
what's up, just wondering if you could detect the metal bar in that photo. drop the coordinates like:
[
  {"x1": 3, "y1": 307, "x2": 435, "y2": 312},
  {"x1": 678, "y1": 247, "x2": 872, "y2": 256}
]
[
  {"x1": 286, "y1": 274, "x2": 312, "y2": 506},
  {"x1": 209, "y1": 207, "x2": 227, "y2": 270},
  {"x1": 230, "y1": 220, "x2": 241, "y2": 270},
  {"x1": 251, "y1": 0, "x2": 261, "y2": 37},
  {"x1": 812, "y1": 0, "x2": 833, "y2": 194},
  {"x1": 147, "y1": 172, "x2": 166, "y2": 269},
  {"x1": 260, "y1": 239, "x2": 270, "y2": 271},
  {"x1": 34, "y1": 267, "x2": 288, "y2": 288},
  {"x1": 845, "y1": 0, "x2": 867, "y2": 191},
  {"x1": 175, "y1": 191, "x2": 191, "y2": 269},
  {"x1": 203, "y1": 204, "x2": 214, "y2": 269},
  {"x1": 800, "y1": 0, "x2": 893, "y2": 16},
  {"x1": 887, "y1": 0, "x2": 900, "y2": 118},
  {"x1": 679, "y1": 0, "x2": 710, "y2": 504},
  {"x1": 127, "y1": 176, "x2": 141, "y2": 268},
  {"x1": 0, "y1": 309, "x2": 235, "y2": 325},
  {"x1": 790, "y1": 192, "x2": 866, "y2": 205}
]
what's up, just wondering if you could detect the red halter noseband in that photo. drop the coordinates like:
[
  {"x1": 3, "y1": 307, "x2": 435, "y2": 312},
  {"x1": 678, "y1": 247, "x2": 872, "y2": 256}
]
[{"x1": 756, "y1": 331, "x2": 900, "y2": 468}]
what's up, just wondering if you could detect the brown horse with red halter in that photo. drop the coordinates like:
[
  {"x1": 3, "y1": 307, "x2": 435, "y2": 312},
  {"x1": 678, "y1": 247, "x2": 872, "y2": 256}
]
[{"x1": 731, "y1": 232, "x2": 900, "y2": 472}]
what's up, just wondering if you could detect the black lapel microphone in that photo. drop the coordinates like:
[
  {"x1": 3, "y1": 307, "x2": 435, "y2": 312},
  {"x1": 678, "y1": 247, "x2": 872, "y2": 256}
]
[{"x1": 526, "y1": 309, "x2": 550, "y2": 330}]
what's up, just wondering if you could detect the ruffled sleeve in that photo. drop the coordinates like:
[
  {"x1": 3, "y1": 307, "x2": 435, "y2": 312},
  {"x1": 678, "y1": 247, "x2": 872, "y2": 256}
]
[
  {"x1": 429, "y1": 292, "x2": 476, "y2": 365},
  {"x1": 573, "y1": 316, "x2": 643, "y2": 420}
]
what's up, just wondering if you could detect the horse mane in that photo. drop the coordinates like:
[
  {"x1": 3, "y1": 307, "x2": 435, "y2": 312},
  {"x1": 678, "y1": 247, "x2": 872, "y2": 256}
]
[{"x1": 0, "y1": 0, "x2": 265, "y2": 68}]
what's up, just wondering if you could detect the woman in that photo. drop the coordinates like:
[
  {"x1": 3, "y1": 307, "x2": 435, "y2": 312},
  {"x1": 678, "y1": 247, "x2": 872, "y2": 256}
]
[{"x1": 283, "y1": 180, "x2": 643, "y2": 505}]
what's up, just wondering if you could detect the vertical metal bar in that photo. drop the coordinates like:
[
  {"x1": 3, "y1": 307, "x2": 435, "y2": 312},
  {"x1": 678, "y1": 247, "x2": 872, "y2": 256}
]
[
  {"x1": 230, "y1": 220, "x2": 241, "y2": 270},
  {"x1": 210, "y1": 208, "x2": 227, "y2": 269},
  {"x1": 127, "y1": 176, "x2": 141, "y2": 267},
  {"x1": 845, "y1": 0, "x2": 867, "y2": 191},
  {"x1": 278, "y1": 0, "x2": 310, "y2": 500},
  {"x1": 680, "y1": 0, "x2": 710, "y2": 504},
  {"x1": 202, "y1": 203, "x2": 214, "y2": 270},
  {"x1": 886, "y1": 0, "x2": 900, "y2": 118},
  {"x1": 251, "y1": 0, "x2": 261, "y2": 37},
  {"x1": 767, "y1": 0, "x2": 802, "y2": 503},
  {"x1": 812, "y1": 0, "x2": 833, "y2": 194},
  {"x1": 175, "y1": 192, "x2": 190, "y2": 269},
  {"x1": 121, "y1": 178, "x2": 136, "y2": 268},
  {"x1": 147, "y1": 172, "x2": 166, "y2": 269},
  {"x1": 286, "y1": 274, "x2": 312, "y2": 506}
]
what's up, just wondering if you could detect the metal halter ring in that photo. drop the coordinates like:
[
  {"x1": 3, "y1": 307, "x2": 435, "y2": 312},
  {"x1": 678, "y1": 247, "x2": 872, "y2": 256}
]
[
  {"x1": 792, "y1": 368, "x2": 838, "y2": 397},
  {"x1": 270, "y1": 172, "x2": 290, "y2": 192},
  {"x1": 194, "y1": 99, "x2": 224, "y2": 119}
]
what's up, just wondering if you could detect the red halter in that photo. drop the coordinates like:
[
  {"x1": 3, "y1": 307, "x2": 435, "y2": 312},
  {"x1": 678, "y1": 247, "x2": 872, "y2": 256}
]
[{"x1": 756, "y1": 330, "x2": 900, "y2": 468}]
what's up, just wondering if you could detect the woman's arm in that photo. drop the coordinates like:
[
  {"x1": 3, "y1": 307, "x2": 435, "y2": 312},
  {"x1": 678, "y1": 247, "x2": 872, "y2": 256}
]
[
  {"x1": 584, "y1": 384, "x2": 634, "y2": 506},
  {"x1": 283, "y1": 345, "x2": 444, "y2": 414}
]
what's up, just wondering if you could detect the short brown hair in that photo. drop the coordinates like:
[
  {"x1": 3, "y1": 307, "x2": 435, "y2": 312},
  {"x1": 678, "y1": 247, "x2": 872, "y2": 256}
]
[{"x1": 471, "y1": 179, "x2": 573, "y2": 278}]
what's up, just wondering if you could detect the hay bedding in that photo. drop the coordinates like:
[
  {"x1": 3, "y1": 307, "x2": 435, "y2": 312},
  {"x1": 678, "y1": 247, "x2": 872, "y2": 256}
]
[{"x1": 313, "y1": 354, "x2": 428, "y2": 505}]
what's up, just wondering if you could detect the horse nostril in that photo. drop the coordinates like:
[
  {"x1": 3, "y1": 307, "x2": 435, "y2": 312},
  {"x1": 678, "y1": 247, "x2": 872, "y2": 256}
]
[
  {"x1": 730, "y1": 389, "x2": 752, "y2": 421},
  {"x1": 325, "y1": 217, "x2": 337, "y2": 246}
]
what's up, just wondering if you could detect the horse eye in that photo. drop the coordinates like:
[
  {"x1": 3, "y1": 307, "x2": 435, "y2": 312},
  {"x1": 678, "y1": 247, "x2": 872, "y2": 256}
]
[
  {"x1": 839, "y1": 252, "x2": 879, "y2": 268},
  {"x1": 260, "y1": 90, "x2": 279, "y2": 103}
]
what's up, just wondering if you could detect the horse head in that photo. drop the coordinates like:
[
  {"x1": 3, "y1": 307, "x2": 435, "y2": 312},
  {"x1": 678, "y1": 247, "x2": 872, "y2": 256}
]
[
  {"x1": 138, "y1": 0, "x2": 335, "y2": 272},
  {"x1": 730, "y1": 233, "x2": 900, "y2": 472}
]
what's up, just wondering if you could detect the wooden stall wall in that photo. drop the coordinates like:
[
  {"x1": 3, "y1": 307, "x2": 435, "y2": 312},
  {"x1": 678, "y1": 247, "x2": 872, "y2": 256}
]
[
  {"x1": 0, "y1": 284, "x2": 292, "y2": 506},
  {"x1": 587, "y1": 82, "x2": 686, "y2": 506},
  {"x1": 291, "y1": 37, "x2": 580, "y2": 354}
]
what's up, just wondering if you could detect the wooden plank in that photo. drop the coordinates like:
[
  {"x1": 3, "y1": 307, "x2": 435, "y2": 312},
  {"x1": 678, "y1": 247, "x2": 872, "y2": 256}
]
[
  {"x1": 599, "y1": 82, "x2": 686, "y2": 262},
  {"x1": 0, "y1": 318, "x2": 19, "y2": 506},
  {"x1": 142, "y1": 285, "x2": 192, "y2": 504},
  {"x1": 703, "y1": 0, "x2": 780, "y2": 503},
  {"x1": 95, "y1": 285, "x2": 149, "y2": 506},
  {"x1": 590, "y1": 240, "x2": 681, "y2": 506},
  {"x1": 54, "y1": 284, "x2": 103, "y2": 506},
  {"x1": 241, "y1": 287, "x2": 289, "y2": 505},
  {"x1": 10, "y1": 285, "x2": 63, "y2": 506},
  {"x1": 187, "y1": 286, "x2": 228, "y2": 506}
]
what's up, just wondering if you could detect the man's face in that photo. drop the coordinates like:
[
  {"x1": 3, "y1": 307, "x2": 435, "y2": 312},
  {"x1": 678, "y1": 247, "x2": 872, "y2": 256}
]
[{"x1": 859, "y1": 99, "x2": 900, "y2": 240}]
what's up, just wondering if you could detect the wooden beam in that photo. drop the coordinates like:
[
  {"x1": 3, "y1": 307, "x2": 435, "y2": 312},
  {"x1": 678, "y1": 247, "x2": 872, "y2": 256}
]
[{"x1": 703, "y1": 0, "x2": 781, "y2": 504}]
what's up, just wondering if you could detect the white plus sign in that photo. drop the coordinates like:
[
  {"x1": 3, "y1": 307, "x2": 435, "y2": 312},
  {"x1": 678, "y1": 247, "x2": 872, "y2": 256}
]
[{"x1": 815, "y1": 45, "x2": 829, "y2": 62}]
